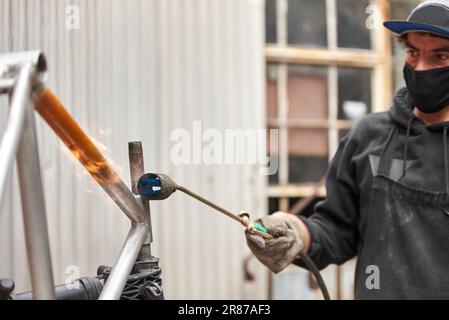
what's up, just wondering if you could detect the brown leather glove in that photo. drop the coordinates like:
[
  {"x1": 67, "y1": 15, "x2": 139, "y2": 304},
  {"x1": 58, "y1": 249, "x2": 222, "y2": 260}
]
[{"x1": 245, "y1": 211, "x2": 310, "y2": 274}]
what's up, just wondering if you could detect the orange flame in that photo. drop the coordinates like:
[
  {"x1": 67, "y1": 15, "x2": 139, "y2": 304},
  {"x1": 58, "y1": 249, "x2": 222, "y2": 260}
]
[{"x1": 34, "y1": 89, "x2": 122, "y2": 186}]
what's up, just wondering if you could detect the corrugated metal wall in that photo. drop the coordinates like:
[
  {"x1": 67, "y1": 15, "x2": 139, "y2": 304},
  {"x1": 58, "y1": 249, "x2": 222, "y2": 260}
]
[{"x1": 0, "y1": 0, "x2": 268, "y2": 299}]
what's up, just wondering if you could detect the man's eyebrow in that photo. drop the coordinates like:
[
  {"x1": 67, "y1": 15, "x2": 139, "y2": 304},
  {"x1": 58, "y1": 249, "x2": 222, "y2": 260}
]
[
  {"x1": 404, "y1": 40, "x2": 449, "y2": 52},
  {"x1": 404, "y1": 40, "x2": 418, "y2": 51},
  {"x1": 432, "y1": 46, "x2": 449, "y2": 52}
]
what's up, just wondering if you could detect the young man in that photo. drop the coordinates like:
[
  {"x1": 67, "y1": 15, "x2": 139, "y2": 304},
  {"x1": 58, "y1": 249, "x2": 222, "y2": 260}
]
[{"x1": 246, "y1": 0, "x2": 449, "y2": 299}]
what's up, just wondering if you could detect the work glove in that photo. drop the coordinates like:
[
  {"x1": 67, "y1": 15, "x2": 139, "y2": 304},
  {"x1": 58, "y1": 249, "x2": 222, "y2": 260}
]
[{"x1": 245, "y1": 211, "x2": 310, "y2": 274}]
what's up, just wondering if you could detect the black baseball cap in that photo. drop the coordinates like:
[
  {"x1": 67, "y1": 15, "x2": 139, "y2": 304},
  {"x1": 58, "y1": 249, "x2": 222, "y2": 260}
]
[{"x1": 384, "y1": 0, "x2": 449, "y2": 38}]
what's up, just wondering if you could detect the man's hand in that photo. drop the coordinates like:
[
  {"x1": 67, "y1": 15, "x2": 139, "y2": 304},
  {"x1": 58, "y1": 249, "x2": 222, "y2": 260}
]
[{"x1": 245, "y1": 211, "x2": 311, "y2": 274}]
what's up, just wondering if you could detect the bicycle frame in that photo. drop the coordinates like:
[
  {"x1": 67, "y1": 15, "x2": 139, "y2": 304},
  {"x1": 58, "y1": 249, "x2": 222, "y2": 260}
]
[{"x1": 0, "y1": 51, "x2": 153, "y2": 300}]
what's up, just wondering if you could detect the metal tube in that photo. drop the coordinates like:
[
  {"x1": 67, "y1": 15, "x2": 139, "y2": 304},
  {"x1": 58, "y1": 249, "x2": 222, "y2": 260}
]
[
  {"x1": 32, "y1": 88, "x2": 146, "y2": 224},
  {"x1": 128, "y1": 141, "x2": 152, "y2": 259},
  {"x1": 177, "y1": 185, "x2": 245, "y2": 224},
  {"x1": 0, "y1": 65, "x2": 32, "y2": 207},
  {"x1": 99, "y1": 223, "x2": 147, "y2": 300},
  {"x1": 0, "y1": 78, "x2": 14, "y2": 93},
  {"x1": 16, "y1": 77, "x2": 55, "y2": 300},
  {"x1": 129, "y1": 142, "x2": 146, "y2": 194},
  {"x1": 0, "y1": 51, "x2": 47, "y2": 73},
  {"x1": 177, "y1": 185, "x2": 272, "y2": 239}
]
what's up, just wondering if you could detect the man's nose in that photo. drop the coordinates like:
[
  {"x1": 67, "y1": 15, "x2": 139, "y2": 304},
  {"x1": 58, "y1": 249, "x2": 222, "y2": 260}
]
[{"x1": 415, "y1": 58, "x2": 433, "y2": 71}]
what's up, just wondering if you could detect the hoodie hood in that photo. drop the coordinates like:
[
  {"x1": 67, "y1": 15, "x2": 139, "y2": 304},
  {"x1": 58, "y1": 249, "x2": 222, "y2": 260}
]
[
  {"x1": 389, "y1": 87, "x2": 424, "y2": 134},
  {"x1": 388, "y1": 87, "x2": 449, "y2": 195}
]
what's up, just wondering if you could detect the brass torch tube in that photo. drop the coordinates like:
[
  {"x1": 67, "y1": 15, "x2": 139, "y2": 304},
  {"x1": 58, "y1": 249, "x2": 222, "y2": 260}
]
[{"x1": 177, "y1": 185, "x2": 272, "y2": 239}]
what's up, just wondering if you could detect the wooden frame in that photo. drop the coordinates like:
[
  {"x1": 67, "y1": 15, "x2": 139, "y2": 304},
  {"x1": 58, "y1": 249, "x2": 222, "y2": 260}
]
[{"x1": 266, "y1": 0, "x2": 392, "y2": 205}]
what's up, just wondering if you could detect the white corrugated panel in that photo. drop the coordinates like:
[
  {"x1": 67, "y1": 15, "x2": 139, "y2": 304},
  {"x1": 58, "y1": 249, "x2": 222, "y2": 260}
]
[{"x1": 0, "y1": 0, "x2": 268, "y2": 299}]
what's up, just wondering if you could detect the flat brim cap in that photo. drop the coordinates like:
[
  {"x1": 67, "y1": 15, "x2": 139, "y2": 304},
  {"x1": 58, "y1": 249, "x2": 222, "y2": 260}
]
[{"x1": 384, "y1": 0, "x2": 449, "y2": 38}]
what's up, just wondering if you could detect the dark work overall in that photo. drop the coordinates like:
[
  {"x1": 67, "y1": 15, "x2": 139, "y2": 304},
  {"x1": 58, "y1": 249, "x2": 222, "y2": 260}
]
[{"x1": 354, "y1": 127, "x2": 449, "y2": 299}]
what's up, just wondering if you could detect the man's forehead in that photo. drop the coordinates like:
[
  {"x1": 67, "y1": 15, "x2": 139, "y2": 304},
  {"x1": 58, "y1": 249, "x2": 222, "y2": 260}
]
[{"x1": 406, "y1": 32, "x2": 449, "y2": 48}]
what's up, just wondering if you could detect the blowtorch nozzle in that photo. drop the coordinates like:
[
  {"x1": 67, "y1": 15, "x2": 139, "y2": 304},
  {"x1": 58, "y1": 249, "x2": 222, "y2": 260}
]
[{"x1": 137, "y1": 173, "x2": 178, "y2": 200}]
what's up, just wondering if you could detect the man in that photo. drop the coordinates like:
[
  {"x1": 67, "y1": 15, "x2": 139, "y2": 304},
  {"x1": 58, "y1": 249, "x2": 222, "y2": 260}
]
[{"x1": 246, "y1": 0, "x2": 449, "y2": 299}]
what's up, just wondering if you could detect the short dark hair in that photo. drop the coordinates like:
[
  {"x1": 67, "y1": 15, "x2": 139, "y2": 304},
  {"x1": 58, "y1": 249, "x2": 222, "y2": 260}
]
[{"x1": 396, "y1": 31, "x2": 449, "y2": 47}]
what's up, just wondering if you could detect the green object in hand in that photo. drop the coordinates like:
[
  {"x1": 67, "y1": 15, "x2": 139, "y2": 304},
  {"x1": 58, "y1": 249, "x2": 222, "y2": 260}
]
[{"x1": 254, "y1": 223, "x2": 270, "y2": 235}]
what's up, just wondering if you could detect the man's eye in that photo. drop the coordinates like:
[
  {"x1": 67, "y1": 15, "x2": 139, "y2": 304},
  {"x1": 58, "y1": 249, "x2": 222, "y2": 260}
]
[
  {"x1": 437, "y1": 53, "x2": 448, "y2": 60},
  {"x1": 406, "y1": 49, "x2": 418, "y2": 57}
]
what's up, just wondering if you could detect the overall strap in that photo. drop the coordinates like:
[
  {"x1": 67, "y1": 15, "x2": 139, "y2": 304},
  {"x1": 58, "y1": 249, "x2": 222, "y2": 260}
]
[{"x1": 377, "y1": 127, "x2": 398, "y2": 177}]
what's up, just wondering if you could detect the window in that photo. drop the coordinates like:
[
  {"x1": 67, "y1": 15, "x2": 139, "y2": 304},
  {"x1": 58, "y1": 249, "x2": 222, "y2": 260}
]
[
  {"x1": 266, "y1": 0, "x2": 277, "y2": 43},
  {"x1": 265, "y1": 0, "x2": 391, "y2": 211},
  {"x1": 337, "y1": 0, "x2": 372, "y2": 49},
  {"x1": 338, "y1": 67, "x2": 372, "y2": 121},
  {"x1": 288, "y1": 0, "x2": 328, "y2": 47}
]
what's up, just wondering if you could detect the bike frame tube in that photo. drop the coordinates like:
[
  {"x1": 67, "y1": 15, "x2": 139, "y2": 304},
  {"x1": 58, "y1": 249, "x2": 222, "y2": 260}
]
[
  {"x1": 0, "y1": 65, "x2": 33, "y2": 207},
  {"x1": 33, "y1": 88, "x2": 146, "y2": 225},
  {"x1": 0, "y1": 78, "x2": 14, "y2": 93},
  {"x1": 33, "y1": 88, "x2": 151, "y2": 299},
  {"x1": 0, "y1": 60, "x2": 54, "y2": 299},
  {"x1": 16, "y1": 98, "x2": 56, "y2": 300},
  {"x1": 129, "y1": 141, "x2": 153, "y2": 259},
  {"x1": 1, "y1": 51, "x2": 151, "y2": 300},
  {"x1": 99, "y1": 223, "x2": 148, "y2": 300}
]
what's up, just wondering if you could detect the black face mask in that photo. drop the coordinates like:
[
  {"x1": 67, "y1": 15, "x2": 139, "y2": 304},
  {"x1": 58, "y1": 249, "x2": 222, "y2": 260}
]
[{"x1": 403, "y1": 63, "x2": 449, "y2": 113}]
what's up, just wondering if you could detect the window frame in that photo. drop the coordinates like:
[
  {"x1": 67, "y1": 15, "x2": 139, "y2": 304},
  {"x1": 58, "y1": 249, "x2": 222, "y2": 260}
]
[{"x1": 266, "y1": 0, "x2": 392, "y2": 210}]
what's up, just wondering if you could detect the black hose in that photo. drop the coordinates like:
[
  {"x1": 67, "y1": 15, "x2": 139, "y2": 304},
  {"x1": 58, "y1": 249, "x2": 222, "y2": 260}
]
[{"x1": 298, "y1": 251, "x2": 331, "y2": 300}]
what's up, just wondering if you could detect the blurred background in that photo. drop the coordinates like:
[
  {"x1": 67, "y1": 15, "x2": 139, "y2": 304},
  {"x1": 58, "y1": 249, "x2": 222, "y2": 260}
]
[{"x1": 0, "y1": 0, "x2": 420, "y2": 300}]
